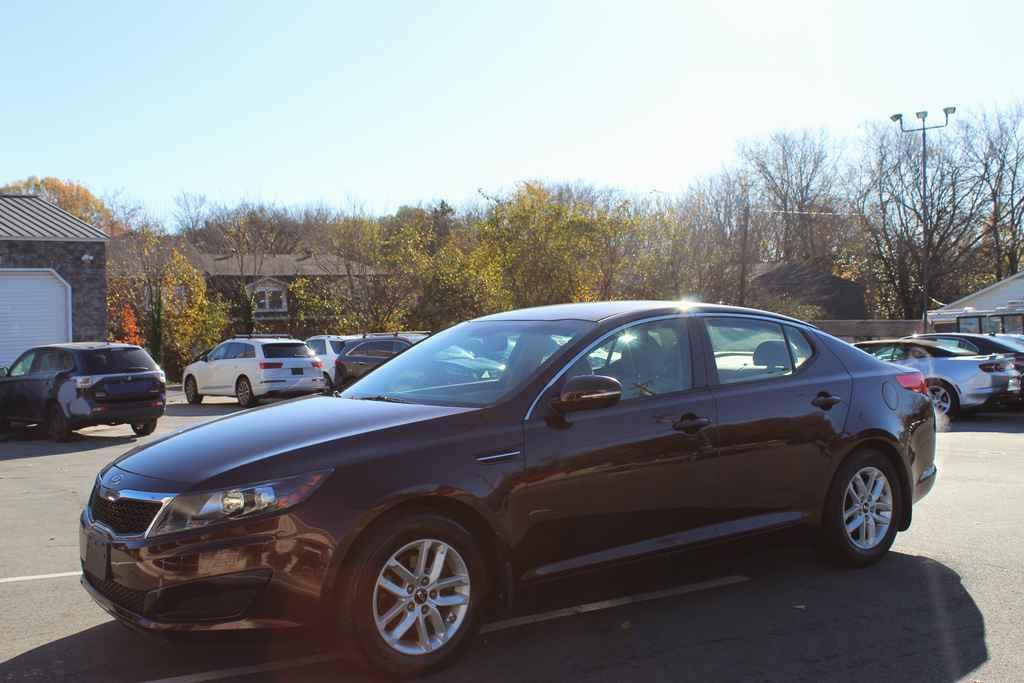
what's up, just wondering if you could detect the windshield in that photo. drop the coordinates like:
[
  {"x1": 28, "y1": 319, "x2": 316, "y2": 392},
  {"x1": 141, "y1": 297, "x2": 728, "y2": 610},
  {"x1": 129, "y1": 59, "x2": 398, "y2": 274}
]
[
  {"x1": 83, "y1": 347, "x2": 158, "y2": 374},
  {"x1": 340, "y1": 319, "x2": 594, "y2": 407}
]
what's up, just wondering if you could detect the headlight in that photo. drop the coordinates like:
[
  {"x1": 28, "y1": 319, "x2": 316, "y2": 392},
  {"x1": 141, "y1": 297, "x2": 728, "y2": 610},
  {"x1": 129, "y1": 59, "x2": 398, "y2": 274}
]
[{"x1": 148, "y1": 470, "x2": 330, "y2": 537}]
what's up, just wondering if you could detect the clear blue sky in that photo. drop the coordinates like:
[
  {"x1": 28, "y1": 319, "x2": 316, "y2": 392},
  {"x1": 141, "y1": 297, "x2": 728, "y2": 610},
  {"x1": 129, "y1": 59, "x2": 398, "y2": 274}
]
[{"x1": 3, "y1": 1, "x2": 1023, "y2": 221}]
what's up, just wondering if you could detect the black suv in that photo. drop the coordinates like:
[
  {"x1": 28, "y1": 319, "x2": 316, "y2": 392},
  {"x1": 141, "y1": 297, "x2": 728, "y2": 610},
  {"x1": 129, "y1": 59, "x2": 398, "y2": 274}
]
[
  {"x1": 331, "y1": 332, "x2": 429, "y2": 387},
  {"x1": 0, "y1": 343, "x2": 166, "y2": 441}
]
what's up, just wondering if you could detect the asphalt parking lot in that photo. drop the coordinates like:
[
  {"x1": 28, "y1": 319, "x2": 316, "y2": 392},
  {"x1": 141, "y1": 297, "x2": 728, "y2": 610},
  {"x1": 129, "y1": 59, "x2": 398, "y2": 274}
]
[{"x1": 2, "y1": 393, "x2": 1023, "y2": 682}]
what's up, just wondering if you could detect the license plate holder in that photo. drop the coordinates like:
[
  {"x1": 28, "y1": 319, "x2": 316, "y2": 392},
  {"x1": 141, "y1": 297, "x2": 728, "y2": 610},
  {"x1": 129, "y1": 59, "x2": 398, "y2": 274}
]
[
  {"x1": 82, "y1": 529, "x2": 110, "y2": 581},
  {"x1": 291, "y1": 367, "x2": 303, "y2": 376}
]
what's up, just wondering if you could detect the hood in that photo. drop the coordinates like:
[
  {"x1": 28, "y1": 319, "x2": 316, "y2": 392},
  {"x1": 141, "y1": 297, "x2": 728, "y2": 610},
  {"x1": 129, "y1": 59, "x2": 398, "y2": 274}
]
[{"x1": 111, "y1": 396, "x2": 475, "y2": 488}]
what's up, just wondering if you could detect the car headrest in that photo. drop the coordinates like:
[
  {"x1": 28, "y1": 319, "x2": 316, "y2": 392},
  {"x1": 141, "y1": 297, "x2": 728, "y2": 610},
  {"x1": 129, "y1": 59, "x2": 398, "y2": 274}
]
[{"x1": 753, "y1": 340, "x2": 790, "y2": 369}]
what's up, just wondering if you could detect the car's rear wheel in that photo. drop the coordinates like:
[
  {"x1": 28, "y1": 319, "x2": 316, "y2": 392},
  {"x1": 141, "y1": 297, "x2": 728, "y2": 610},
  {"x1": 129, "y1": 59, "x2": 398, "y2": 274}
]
[
  {"x1": 337, "y1": 513, "x2": 486, "y2": 677},
  {"x1": 821, "y1": 449, "x2": 901, "y2": 567},
  {"x1": 927, "y1": 379, "x2": 959, "y2": 419},
  {"x1": 184, "y1": 376, "x2": 203, "y2": 405},
  {"x1": 235, "y1": 376, "x2": 258, "y2": 408},
  {"x1": 323, "y1": 372, "x2": 334, "y2": 394},
  {"x1": 131, "y1": 419, "x2": 158, "y2": 436},
  {"x1": 48, "y1": 404, "x2": 72, "y2": 442}
]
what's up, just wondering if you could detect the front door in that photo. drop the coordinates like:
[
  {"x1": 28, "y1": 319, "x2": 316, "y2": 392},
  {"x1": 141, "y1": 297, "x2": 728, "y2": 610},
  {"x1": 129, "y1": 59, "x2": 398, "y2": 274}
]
[
  {"x1": 699, "y1": 316, "x2": 852, "y2": 526},
  {"x1": 517, "y1": 316, "x2": 720, "y2": 579},
  {"x1": 0, "y1": 350, "x2": 39, "y2": 420}
]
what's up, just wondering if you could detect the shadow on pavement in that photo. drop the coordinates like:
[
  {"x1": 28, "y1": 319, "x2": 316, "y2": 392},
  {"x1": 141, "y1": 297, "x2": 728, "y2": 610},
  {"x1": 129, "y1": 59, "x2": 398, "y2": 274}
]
[
  {"x1": 0, "y1": 543, "x2": 987, "y2": 683},
  {"x1": 950, "y1": 410, "x2": 1024, "y2": 434},
  {"x1": 0, "y1": 425, "x2": 140, "y2": 460}
]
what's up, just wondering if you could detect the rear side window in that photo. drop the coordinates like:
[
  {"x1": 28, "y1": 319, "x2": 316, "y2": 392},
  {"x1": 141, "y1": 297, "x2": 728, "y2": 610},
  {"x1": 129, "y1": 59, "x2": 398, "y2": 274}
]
[
  {"x1": 330, "y1": 340, "x2": 348, "y2": 354},
  {"x1": 236, "y1": 343, "x2": 255, "y2": 358},
  {"x1": 262, "y1": 343, "x2": 314, "y2": 358},
  {"x1": 351, "y1": 341, "x2": 396, "y2": 358},
  {"x1": 31, "y1": 349, "x2": 74, "y2": 373},
  {"x1": 784, "y1": 327, "x2": 814, "y2": 369},
  {"x1": 83, "y1": 348, "x2": 158, "y2": 374},
  {"x1": 308, "y1": 339, "x2": 327, "y2": 355},
  {"x1": 705, "y1": 317, "x2": 793, "y2": 385}
]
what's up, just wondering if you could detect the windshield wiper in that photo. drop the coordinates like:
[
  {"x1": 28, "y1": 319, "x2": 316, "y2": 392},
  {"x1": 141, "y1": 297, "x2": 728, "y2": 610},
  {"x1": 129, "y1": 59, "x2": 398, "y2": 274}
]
[{"x1": 352, "y1": 394, "x2": 413, "y2": 404}]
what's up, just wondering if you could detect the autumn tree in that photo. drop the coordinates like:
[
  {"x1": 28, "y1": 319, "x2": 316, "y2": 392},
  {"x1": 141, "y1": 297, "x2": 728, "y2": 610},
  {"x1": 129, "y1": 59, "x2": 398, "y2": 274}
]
[{"x1": 0, "y1": 176, "x2": 126, "y2": 235}]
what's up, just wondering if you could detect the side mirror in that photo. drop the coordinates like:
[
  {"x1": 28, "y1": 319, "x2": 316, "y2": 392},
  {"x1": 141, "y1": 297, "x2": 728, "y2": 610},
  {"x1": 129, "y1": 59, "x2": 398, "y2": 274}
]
[
  {"x1": 0, "y1": 367, "x2": 8, "y2": 378},
  {"x1": 552, "y1": 375, "x2": 622, "y2": 414}
]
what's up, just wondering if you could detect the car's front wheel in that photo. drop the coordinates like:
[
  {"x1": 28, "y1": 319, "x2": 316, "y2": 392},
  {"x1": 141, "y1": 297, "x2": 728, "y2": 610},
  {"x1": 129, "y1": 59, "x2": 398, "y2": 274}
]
[
  {"x1": 337, "y1": 513, "x2": 486, "y2": 677},
  {"x1": 821, "y1": 449, "x2": 901, "y2": 567},
  {"x1": 184, "y1": 376, "x2": 203, "y2": 405},
  {"x1": 130, "y1": 419, "x2": 158, "y2": 436}
]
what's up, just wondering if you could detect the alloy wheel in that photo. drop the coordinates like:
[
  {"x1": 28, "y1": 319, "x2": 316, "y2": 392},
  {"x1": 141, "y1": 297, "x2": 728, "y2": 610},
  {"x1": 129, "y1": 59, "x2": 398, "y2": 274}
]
[
  {"x1": 843, "y1": 466, "x2": 893, "y2": 550},
  {"x1": 372, "y1": 538, "x2": 471, "y2": 656},
  {"x1": 237, "y1": 379, "x2": 251, "y2": 405},
  {"x1": 928, "y1": 385, "x2": 952, "y2": 415}
]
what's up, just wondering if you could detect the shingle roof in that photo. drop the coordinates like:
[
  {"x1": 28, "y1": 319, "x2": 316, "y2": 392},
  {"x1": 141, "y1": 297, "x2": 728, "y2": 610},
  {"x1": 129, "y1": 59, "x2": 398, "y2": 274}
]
[{"x1": 0, "y1": 194, "x2": 109, "y2": 241}]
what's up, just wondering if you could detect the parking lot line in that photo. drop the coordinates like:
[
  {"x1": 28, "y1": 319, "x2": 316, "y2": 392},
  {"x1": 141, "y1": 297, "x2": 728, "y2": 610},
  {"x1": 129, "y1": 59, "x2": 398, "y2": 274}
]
[
  {"x1": 139, "y1": 574, "x2": 750, "y2": 683},
  {"x1": 0, "y1": 570, "x2": 81, "y2": 584},
  {"x1": 141, "y1": 653, "x2": 344, "y2": 683},
  {"x1": 480, "y1": 574, "x2": 750, "y2": 633}
]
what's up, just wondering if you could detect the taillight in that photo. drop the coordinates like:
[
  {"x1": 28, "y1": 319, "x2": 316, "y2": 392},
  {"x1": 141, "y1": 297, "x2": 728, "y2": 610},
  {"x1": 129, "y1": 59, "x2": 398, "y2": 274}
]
[
  {"x1": 335, "y1": 358, "x2": 344, "y2": 369},
  {"x1": 896, "y1": 371, "x2": 928, "y2": 394},
  {"x1": 978, "y1": 362, "x2": 1005, "y2": 373},
  {"x1": 311, "y1": 360, "x2": 323, "y2": 369},
  {"x1": 259, "y1": 361, "x2": 283, "y2": 370}
]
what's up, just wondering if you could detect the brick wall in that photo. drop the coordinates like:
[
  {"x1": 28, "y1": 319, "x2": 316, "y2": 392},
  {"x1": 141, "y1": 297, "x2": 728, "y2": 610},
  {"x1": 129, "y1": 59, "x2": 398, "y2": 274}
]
[{"x1": 0, "y1": 240, "x2": 108, "y2": 341}]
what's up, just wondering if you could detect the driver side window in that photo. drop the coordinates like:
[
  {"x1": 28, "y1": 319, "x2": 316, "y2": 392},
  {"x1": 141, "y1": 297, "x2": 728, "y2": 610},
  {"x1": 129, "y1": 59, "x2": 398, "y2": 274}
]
[
  {"x1": 9, "y1": 350, "x2": 37, "y2": 377},
  {"x1": 565, "y1": 319, "x2": 691, "y2": 401}
]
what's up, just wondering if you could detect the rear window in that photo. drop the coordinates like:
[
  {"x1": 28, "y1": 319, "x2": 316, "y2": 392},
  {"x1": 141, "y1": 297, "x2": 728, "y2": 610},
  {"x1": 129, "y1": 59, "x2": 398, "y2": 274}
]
[
  {"x1": 83, "y1": 348, "x2": 158, "y2": 374},
  {"x1": 262, "y1": 343, "x2": 314, "y2": 358}
]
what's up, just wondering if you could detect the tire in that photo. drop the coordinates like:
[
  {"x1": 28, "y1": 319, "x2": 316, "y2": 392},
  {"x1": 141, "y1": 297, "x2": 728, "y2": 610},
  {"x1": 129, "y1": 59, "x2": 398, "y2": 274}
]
[
  {"x1": 48, "y1": 404, "x2": 72, "y2": 442},
  {"x1": 821, "y1": 449, "x2": 902, "y2": 567},
  {"x1": 336, "y1": 513, "x2": 487, "y2": 678},
  {"x1": 184, "y1": 376, "x2": 203, "y2": 405},
  {"x1": 0, "y1": 416, "x2": 9, "y2": 433},
  {"x1": 131, "y1": 419, "x2": 158, "y2": 436},
  {"x1": 927, "y1": 379, "x2": 960, "y2": 419},
  {"x1": 235, "y1": 375, "x2": 258, "y2": 408},
  {"x1": 323, "y1": 372, "x2": 334, "y2": 395}
]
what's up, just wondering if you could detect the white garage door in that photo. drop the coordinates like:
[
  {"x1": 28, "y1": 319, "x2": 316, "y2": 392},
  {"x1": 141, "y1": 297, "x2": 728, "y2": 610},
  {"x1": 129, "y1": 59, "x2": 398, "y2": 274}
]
[{"x1": 0, "y1": 269, "x2": 71, "y2": 368}]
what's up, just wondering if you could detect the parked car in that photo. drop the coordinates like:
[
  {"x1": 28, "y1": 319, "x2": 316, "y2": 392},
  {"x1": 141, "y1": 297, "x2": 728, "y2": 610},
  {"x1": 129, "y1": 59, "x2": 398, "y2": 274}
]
[
  {"x1": 0, "y1": 343, "x2": 165, "y2": 441},
  {"x1": 908, "y1": 333, "x2": 1024, "y2": 375},
  {"x1": 307, "y1": 331, "x2": 429, "y2": 388},
  {"x1": 182, "y1": 335, "x2": 324, "y2": 407},
  {"x1": 855, "y1": 338, "x2": 1021, "y2": 418},
  {"x1": 80, "y1": 302, "x2": 936, "y2": 676}
]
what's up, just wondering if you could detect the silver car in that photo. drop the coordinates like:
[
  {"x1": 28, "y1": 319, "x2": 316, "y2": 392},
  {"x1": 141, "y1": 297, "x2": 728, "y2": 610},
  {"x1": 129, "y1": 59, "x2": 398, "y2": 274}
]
[{"x1": 855, "y1": 339, "x2": 1022, "y2": 418}]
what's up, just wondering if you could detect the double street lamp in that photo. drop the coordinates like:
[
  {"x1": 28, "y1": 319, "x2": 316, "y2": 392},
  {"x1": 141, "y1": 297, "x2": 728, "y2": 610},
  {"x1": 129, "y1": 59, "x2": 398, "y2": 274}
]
[{"x1": 890, "y1": 106, "x2": 956, "y2": 329}]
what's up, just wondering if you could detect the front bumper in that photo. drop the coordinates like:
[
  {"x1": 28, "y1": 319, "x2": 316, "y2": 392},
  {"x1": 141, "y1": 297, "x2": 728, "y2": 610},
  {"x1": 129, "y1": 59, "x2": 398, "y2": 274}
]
[{"x1": 78, "y1": 506, "x2": 333, "y2": 631}]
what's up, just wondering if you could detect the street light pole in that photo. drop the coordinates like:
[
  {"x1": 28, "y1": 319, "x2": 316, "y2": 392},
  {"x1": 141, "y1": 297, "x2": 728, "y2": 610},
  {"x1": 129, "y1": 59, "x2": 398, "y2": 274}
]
[{"x1": 890, "y1": 106, "x2": 956, "y2": 331}]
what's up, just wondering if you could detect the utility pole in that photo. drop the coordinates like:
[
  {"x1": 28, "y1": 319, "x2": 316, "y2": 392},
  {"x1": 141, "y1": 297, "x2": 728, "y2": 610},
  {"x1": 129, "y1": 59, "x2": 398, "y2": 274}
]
[
  {"x1": 738, "y1": 180, "x2": 751, "y2": 307},
  {"x1": 890, "y1": 106, "x2": 956, "y2": 330}
]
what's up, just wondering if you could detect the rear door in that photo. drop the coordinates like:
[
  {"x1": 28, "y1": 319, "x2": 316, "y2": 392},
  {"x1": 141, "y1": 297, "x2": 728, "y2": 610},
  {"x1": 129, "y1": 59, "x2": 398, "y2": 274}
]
[
  {"x1": 699, "y1": 316, "x2": 852, "y2": 525},
  {"x1": 347, "y1": 340, "x2": 395, "y2": 377}
]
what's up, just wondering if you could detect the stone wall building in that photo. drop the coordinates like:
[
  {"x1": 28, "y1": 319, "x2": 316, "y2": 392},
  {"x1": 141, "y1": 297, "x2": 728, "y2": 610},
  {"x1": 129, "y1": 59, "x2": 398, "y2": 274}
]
[{"x1": 0, "y1": 194, "x2": 108, "y2": 366}]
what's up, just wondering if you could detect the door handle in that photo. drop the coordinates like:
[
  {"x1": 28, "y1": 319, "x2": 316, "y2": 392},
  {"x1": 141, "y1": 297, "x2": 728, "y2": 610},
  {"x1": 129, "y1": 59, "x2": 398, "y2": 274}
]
[
  {"x1": 672, "y1": 415, "x2": 711, "y2": 434},
  {"x1": 811, "y1": 392, "x2": 842, "y2": 410}
]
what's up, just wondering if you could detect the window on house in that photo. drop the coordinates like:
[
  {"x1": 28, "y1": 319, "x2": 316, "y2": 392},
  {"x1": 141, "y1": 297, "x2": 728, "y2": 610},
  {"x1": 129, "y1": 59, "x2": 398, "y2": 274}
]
[{"x1": 253, "y1": 283, "x2": 287, "y2": 312}]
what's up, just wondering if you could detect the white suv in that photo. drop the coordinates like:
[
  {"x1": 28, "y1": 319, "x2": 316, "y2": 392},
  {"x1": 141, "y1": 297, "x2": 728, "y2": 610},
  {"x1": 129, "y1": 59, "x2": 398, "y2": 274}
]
[
  {"x1": 183, "y1": 336, "x2": 325, "y2": 407},
  {"x1": 305, "y1": 335, "x2": 360, "y2": 387}
]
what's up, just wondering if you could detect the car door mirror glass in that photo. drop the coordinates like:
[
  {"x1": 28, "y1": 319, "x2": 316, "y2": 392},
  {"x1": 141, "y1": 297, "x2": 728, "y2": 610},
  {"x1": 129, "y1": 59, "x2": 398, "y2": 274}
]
[{"x1": 553, "y1": 375, "x2": 622, "y2": 413}]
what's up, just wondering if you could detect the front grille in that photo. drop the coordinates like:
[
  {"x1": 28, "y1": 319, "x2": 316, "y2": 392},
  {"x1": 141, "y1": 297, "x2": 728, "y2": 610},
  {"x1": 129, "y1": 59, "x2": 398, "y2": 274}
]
[
  {"x1": 90, "y1": 492, "x2": 162, "y2": 535},
  {"x1": 85, "y1": 572, "x2": 147, "y2": 614}
]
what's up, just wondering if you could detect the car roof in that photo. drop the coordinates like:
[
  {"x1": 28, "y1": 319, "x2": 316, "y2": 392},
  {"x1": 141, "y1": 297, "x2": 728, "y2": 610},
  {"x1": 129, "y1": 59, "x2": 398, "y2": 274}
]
[
  {"x1": 229, "y1": 337, "x2": 305, "y2": 345},
  {"x1": 472, "y1": 301, "x2": 812, "y2": 325},
  {"x1": 35, "y1": 342, "x2": 142, "y2": 351}
]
